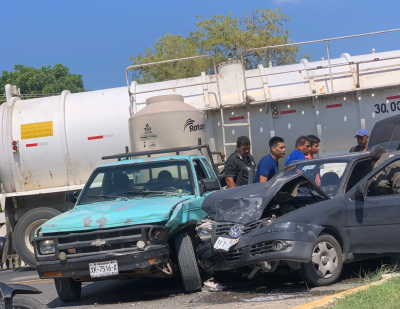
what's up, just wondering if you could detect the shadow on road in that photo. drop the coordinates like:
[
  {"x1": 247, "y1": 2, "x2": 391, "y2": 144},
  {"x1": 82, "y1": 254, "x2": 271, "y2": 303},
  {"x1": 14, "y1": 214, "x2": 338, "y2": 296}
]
[{"x1": 46, "y1": 256, "x2": 392, "y2": 308}]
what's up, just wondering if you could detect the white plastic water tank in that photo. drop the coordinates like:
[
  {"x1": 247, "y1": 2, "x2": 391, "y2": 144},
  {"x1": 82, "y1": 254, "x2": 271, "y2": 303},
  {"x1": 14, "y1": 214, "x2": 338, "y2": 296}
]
[{"x1": 129, "y1": 94, "x2": 206, "y2": 153}]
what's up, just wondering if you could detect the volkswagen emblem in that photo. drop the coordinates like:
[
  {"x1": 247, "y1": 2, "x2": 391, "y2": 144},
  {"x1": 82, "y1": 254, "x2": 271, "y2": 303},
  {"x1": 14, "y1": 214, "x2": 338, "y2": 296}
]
[{"x1": 229, "y1": 225, "x2": 242, "y2": 238}]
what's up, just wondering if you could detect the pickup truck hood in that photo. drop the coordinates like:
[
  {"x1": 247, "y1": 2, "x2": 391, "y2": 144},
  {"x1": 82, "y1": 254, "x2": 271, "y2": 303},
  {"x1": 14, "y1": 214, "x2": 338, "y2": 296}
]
[
  {"x1": 202, "y1": 174, "x2": 329, "y2": 225},
  {"x1": 41, "y1": 196, "x2": 191, "y2": 234}
]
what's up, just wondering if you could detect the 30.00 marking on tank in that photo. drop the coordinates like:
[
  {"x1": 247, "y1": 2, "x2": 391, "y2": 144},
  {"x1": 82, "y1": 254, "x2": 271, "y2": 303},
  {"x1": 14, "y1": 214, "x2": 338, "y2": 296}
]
[
  {"x1": 375, "y1": 96, "x2": 400, "y2": 115},
  {"x1": 89, "y1": 260, "x2": 119, "y2": 278}
]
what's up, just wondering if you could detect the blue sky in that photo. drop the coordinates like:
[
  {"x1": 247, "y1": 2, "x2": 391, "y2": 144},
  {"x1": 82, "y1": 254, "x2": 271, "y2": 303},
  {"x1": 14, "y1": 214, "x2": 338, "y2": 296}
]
[{"x1": 1, "y1": 0, "x2": 399, "y2": 91}]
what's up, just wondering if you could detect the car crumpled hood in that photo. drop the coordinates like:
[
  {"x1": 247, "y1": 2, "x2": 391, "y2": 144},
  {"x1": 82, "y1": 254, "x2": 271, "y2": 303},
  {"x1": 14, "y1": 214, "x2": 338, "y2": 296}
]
[
  {"x1": 202, "y1": 174, "x2": 329, "y2": 225},
  {"x1": 41, "y1": 196, "x2": 191, "y2": 234}
]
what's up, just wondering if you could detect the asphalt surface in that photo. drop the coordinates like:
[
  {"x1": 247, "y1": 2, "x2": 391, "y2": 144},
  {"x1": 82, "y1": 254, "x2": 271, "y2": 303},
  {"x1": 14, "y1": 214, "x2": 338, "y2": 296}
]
[{"x1": 0, "y1": 257, "x2": 391, "y2": 309}]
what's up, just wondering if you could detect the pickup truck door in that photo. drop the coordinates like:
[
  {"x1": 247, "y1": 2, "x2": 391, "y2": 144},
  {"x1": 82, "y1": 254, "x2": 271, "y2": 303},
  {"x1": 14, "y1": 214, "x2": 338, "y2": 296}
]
[{"x1": 344, "y1": 156, "x2": 400, "y2": 254}]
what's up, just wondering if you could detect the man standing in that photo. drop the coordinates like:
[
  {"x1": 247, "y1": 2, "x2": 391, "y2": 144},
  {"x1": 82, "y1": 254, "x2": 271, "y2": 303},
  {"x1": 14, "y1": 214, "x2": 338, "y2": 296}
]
[
  {"x1": 349, "y1": 129, "x2": 369, "y2": 152},
  {"x1": 255, "y1": 137, "x2": 285, "y2": 183},
  {"x1": 285, "y1": 136, "x2": 310, "y2": 166},
  {"x1": 306, "y1": 135, "x2": 320, "y2": 159},
  {"x1": 224, "y1": 136, "x2": 256, "y2": 188}
]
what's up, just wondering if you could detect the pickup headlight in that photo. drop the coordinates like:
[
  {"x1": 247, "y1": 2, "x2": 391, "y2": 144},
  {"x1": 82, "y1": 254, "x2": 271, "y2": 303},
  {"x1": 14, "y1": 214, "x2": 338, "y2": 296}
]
[
  {"x1": 148, "y1": 227, "x2": 167, "y2": 241},
  {"x1": 39, "y1": 240, "x2": 55, "y2": 255}
]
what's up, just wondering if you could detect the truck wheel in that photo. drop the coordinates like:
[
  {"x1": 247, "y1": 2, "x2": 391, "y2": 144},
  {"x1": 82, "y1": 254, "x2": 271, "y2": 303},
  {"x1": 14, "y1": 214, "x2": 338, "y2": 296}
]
[
  {"x1": 14, "y1": 207, "x2": 62, "y2": 266},
  {"x1": 299, "y1": 234, "x2": 343, "y2": 287},
  {"x1": 5, "y1": 295, "x2": 49, "y2": 309},
  {"x1": 173, "y1": 230, "x2": 202, "y2": 293},
  {"x1": 54, "y1": 278, "x2": 82, "y2": 302}
]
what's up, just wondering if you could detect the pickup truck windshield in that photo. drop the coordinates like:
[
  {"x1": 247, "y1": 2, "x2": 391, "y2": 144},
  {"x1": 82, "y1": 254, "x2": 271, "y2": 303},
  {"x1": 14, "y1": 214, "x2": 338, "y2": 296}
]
[
  {"x1": 79, "y1": 160, "x2": 194, "y2": 205},
  {"x1": 275, "y1": 160, "x2": 348, "y2": 196}
]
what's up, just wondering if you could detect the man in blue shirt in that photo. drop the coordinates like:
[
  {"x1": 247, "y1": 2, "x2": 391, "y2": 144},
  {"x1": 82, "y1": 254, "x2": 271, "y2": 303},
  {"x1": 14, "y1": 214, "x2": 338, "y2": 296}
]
[
  {"x1": 285, "y1": 136, "x2": 310, "y2": 166},
  {"x1": 255, "y1": 136, "x2": 285, "y2": 183}
]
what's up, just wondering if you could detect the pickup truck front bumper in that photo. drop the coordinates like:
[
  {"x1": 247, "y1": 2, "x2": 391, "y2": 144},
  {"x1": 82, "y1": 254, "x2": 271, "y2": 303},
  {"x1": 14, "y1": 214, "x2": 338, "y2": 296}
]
[
  {"x1": 34, "y1": 225, "x2": 171, "y2": 280},
  {"x1": 36, "y1": 245, "x2": 170, "y2": 280}
]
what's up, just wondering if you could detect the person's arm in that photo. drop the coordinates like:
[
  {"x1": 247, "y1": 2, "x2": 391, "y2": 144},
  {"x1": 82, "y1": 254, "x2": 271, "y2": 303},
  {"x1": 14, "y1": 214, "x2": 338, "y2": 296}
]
[
  {"x1": 259, "y1": 175, "x2": 268, "y2": 182},
  {"x1": 225, "y1": 177, "x2": 236, "y2": 188}
]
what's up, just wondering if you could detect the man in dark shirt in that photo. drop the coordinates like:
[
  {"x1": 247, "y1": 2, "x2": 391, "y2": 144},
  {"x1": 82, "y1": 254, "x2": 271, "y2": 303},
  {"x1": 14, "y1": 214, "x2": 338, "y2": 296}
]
[
  {"x1": 349, "y1": 129, "x2": 369, "y2": 152},
  {"x1": 285, "y1": 136, "x2": 310, "y2": 166},
  {"x1": 255, "y1": 136, "x2": 285, "y2": 183},
  {"x1": 224, "y1": 136, "x2": 256, "y2": 188}
]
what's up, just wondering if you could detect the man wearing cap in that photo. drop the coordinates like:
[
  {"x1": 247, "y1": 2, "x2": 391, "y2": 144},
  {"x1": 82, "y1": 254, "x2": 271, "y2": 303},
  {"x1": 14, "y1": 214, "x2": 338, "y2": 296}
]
[{"x1": 349, "y1": 129, "x2": 369, "y2": 152}]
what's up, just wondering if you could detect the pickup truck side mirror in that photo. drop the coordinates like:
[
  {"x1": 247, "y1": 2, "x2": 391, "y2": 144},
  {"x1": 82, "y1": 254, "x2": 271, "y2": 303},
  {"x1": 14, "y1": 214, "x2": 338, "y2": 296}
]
[
  {"x1": 0, "y1": 237, "x2": 9, "y2": 265},
  {"x1": 201, "y1": 178, "x2": 220, "y2": 192},
  {"x1": 353, "y1": 183, "x2": 365, "y2": 201},
  {"x1": 65, "y1": 191, "x2": 78, "y2": 204}
]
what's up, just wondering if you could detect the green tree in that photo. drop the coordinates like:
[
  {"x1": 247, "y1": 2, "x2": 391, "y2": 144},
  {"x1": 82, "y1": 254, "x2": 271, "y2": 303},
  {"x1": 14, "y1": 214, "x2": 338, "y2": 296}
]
[
  {"x1": 129, "y1": 8, "x2": 303, "y2": 83},
  {"x1": 0, "y1": 64, "x2": 85, "y2": 100}
]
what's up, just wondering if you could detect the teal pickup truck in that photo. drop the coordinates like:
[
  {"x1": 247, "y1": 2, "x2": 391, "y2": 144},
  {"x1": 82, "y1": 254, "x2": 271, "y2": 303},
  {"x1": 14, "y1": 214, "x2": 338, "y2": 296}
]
[{"x1": 33, "y1": 145, "x2": 221, "y2": 302}]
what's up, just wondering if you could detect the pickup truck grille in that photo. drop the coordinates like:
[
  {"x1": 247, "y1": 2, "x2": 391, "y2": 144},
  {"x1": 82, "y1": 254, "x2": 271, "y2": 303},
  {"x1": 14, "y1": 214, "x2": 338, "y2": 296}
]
[
  {"x1": 215, "y1": 220, "x2": 262, "y2": 236},
  {"x1": 54, "y1": 227, "x2": 146, "y2": 257}
]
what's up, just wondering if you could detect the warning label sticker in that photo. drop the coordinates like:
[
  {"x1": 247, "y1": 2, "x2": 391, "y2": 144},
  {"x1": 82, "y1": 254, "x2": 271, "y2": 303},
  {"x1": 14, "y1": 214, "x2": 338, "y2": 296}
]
[{"x1": 21, "y1": 121, "x2": 53, "y2": 140}]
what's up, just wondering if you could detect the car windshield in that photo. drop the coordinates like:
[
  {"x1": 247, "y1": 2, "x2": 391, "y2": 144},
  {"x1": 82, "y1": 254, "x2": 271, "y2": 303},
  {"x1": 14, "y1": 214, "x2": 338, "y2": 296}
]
[
  {"x1": 78, "y1": 160, "x2": 193, "y2": 205},
  {"x1": 274, "y1": 160, "x2": 348, "y2": 196}
]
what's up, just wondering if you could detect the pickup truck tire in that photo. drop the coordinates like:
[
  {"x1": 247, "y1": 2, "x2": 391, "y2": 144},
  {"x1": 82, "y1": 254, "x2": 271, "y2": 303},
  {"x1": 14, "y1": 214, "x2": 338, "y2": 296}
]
[
  {"x1": 14, "y1": 207, "x2": 62, "y2": 267},
  {"x1": 54, "y1": 278, "x2": 82, "y2": 302},
  {"x1": 173, "y1": 230, "x2": 202, "y2": 293},
  {"x1": 5, "y1": 295, "x2": 48, "y2": 309},
  {"x1": 299, "y1": 234, "x2": 343, "y2": 287}
]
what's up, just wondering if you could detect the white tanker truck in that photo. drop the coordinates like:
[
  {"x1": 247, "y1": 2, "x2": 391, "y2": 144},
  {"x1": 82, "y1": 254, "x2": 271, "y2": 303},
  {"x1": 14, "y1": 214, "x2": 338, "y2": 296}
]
[{"x1": 2, "y1": 29, "x2": 400, "y2": 266}]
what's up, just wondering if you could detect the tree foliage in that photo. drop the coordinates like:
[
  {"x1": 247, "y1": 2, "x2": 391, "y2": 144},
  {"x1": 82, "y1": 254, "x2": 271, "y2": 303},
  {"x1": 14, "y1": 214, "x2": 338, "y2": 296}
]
[
  {"x1": 130, "y1": 8, "x2": 303, "y2": 83},
  {"x1": 0, "y1": 64, "x2": 85, "y2": 97}
]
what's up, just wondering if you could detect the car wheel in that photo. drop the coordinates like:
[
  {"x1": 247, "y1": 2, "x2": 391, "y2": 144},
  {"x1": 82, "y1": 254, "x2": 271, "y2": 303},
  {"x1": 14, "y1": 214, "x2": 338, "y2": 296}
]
[
  {"x1": 14, "y1": 207, "x2": 62, "y2": 266},
  {"x1": 173, "y1": 230, "x2": 202, "y2": 293},
  {"x1": 54, "y1": 278, "x2": 82, "y2": 302},
  {"x1": 299, "y1": 234, "x2": 343, "y2": 287}
]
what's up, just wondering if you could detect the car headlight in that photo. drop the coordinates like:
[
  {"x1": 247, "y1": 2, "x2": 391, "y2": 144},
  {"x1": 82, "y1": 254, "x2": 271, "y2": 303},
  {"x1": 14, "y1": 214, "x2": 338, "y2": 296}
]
[
  {"x1": 39, "y1": 240, "x2": 55, "y2": 255},
  {"x1": 197, "y1": 225, "x2": 212, "y2": 241}
]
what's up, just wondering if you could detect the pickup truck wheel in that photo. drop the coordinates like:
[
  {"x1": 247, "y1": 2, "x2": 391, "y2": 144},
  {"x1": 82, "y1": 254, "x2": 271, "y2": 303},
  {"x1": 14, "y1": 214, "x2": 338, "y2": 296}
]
[
  {"x1": 173, "y1": 231, "x2": 202, "y2": 293},
  {"x1": 54, "y1": 278, "x2": 82, "y2": 302},
  {"x1": 14, "y1": 208, "x2": 62, "y2": 267},
  {"x1": 5, "y1": 295, "x2": 49, "y2": 309},
  {"x1": 299, "y1": 234, "x2": 343, "y2": 287}
]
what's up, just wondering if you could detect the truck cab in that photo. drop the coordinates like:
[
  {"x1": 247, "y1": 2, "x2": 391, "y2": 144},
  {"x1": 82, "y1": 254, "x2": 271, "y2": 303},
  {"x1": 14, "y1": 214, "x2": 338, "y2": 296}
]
[{"x1": 33, "y1": 146, "x2": 221, "y2": 302}]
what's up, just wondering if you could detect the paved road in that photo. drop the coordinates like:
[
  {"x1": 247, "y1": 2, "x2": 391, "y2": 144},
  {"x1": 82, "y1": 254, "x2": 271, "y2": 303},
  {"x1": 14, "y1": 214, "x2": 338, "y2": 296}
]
[{"x1": 0, "y1": 257, "x2": 390, "y2": 309}]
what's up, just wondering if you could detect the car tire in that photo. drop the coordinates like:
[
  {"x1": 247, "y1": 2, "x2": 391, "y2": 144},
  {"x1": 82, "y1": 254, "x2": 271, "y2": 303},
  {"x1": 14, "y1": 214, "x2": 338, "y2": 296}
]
[
  {"x1": 299, "y1": 234, "x2": 343, "y2": 287},
  {"x1": 5, "y1": 295, "x2": 49, "y2": 309},
  {"x1": 54, "y1": 278, "x2": 82, "y2": 302},
  {"x1": 14, "y1": 207, "x2": 62, "y2": 266},
  {"x1": 173, "y1": 230, "x2": 202, "y2": 293}
]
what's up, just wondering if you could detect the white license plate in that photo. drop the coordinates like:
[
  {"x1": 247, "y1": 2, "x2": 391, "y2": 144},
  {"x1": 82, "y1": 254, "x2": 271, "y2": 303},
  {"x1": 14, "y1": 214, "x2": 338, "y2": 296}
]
[
  {"x1": 89, "y1": 260, "x2": 119, "y2": 278},
  {"x1": 214, "y1": 237, "x2": 239, "y2": 251}
]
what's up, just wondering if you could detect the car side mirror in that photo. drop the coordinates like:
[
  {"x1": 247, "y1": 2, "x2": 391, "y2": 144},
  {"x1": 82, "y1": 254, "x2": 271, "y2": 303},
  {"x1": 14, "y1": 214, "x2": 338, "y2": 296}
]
[
  {"x1": 0, "y1": 237, "x2": 9, "y2": 265},
  {"x1": 201, "y1": 178, "x2": 220, "y2": 192},
  {"x1": 65, "y1": 191, "x2": 78, "y2": 204},
  {"x1": 354, "y1": 183, "x2": 365, "y2": 201}
]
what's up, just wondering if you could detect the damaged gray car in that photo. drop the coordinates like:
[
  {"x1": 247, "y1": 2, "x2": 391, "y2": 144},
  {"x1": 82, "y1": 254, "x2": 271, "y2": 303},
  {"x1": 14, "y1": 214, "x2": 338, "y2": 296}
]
[{"x1": 197, "y1": 152, "x2": 400, "y2": 286}]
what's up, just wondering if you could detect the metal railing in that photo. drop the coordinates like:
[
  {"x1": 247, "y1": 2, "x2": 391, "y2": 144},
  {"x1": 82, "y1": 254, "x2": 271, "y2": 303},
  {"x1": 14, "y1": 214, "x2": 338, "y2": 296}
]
[
  {"x1": 240, "y1": 28, "x2": 400, "y2": 102},
  {"x1": 125, "y1": 55, "x2": 222, "y2": 114}
]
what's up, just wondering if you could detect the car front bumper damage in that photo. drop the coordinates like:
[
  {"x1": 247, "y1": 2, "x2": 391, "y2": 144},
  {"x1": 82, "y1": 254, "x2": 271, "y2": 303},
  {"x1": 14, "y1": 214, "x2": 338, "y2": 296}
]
[{"x1": 197, "y1": 222, "x2": 324, "y2": 271}]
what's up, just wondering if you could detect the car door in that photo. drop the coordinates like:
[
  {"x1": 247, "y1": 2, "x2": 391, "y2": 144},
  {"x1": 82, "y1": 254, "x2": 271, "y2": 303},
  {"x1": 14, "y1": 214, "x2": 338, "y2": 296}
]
[{"x1": 344, "y1": 155, "x2": 400, "y2": 254}]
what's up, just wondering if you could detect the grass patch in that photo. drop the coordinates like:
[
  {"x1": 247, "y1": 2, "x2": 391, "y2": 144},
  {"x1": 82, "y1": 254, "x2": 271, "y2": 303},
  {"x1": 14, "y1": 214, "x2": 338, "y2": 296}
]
[
  {"x1": 358, "y1": 264, "x2": 395, "y2": 284},
  {"x1": 329, "y1": 275, "x2": 400, "y2": 309}
]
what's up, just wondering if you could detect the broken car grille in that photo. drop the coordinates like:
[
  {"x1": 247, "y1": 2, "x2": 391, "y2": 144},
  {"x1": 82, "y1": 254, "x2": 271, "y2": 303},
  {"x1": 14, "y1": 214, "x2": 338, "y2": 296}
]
[{"x1": 215, "y1": 220, "x2": 262, "y2": 236}]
